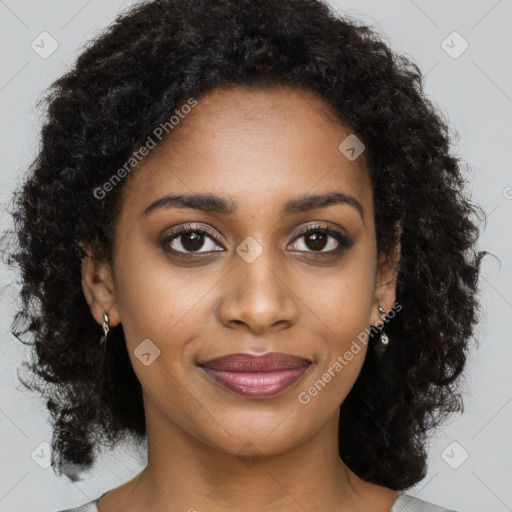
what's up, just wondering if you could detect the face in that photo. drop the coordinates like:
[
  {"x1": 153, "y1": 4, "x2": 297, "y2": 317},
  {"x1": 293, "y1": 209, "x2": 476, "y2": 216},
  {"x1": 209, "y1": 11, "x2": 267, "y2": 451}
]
[{"x1": 81, "y1": 85, "x2": 399, "y2": 458}]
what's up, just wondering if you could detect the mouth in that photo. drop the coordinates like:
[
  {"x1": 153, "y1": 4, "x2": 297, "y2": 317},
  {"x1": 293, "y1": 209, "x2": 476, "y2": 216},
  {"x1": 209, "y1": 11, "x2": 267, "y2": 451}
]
[{"x1": 197, "y1": 352, "x2": 313, "y2": 398}]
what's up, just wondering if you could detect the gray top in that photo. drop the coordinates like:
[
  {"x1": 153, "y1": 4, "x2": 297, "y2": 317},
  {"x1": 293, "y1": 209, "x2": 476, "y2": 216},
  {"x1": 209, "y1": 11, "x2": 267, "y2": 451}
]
[{"x1": 57, "y1": 489, "x2": 460, "y2": 511}]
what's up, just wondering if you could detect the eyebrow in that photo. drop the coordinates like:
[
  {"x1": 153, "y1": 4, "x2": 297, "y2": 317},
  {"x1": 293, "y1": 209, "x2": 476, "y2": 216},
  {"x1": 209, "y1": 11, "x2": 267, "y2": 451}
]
[{"x1": 142, "y1": 191, "x2": 365, "y2": 223}]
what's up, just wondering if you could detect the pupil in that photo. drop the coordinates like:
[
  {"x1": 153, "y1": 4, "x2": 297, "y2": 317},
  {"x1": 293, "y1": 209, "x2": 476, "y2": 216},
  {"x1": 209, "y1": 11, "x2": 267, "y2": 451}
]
[
  {"x1": 306, "y1": 232, "x2": 327, "y2": 251},
  {"x1": 182, "y1": 232, "x2": 204, "y2": 251},
  {"x1": 179, "y1": 231, "x2": 328, "y2": 252}
]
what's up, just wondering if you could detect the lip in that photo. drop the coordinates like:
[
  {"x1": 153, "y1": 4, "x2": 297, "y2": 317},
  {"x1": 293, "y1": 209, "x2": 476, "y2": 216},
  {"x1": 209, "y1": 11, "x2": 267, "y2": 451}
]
[
  {"x1": 199, "y1": 352, "x2": 312, "y2": 371},
  {"x1": 197, "y1": 352, "x2": 312, "y2": 397}
]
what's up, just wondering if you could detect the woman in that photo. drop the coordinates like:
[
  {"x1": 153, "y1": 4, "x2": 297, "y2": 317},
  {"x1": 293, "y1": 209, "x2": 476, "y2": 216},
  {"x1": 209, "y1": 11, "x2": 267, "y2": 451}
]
[{"x1": 6, "y1": 0, "x2": 486, "y2": 510}]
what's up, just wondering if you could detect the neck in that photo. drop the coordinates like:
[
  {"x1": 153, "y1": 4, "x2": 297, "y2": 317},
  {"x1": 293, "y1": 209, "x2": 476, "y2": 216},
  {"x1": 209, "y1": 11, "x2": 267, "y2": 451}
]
[{"x1": 110, "y1": 395, "x2": 399, "y2": 512}]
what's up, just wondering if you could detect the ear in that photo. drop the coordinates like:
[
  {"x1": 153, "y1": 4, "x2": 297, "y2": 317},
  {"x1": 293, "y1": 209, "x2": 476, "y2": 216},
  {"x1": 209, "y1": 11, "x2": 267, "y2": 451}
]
[
  {"x1": 79, "y1": 243, "x2": 121, "y2": 328},
  {"x1": 372, "y1": 233, "x2": 401, "y2": 326}
]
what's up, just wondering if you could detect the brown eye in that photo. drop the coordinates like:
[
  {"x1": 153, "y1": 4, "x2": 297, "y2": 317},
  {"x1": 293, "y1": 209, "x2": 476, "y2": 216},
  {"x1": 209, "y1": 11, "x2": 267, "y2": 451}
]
[
  {"x1": 289, "y1": 224, "x2": 354, "y2": 254},
  {"x1": 161, "y1": 224, "x2": 224, "y2": 255}
]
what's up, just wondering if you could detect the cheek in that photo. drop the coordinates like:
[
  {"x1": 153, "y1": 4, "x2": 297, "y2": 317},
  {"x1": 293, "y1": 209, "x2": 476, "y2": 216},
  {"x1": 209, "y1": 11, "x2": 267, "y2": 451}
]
[
  {"x1": 300, "y1": 252, "x2": 376, "y2": 337},
  {"x1": 113, "y1": 245, "x2": 196, "y2": 338},
  {"x1": 296, "y1": 252, "x2": 375, "y2": 397},
  {"x1": 113, "y1": 246, "x2": 221, "y2": 384}
]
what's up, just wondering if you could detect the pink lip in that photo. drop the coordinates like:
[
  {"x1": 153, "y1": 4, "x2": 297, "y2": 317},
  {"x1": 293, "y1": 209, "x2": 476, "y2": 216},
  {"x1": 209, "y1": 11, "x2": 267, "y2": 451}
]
[
  {"x1": 198, "y1": 352, "x2": 312, "y2": 397},
  {"x1": 200, "y1": 367, "x2": 310, "y2": 397}
]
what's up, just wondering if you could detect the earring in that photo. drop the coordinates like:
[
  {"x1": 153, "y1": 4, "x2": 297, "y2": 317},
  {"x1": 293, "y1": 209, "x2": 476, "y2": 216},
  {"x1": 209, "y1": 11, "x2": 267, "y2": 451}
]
[
  {"x1": 101, "y1": 312, "x2": 110, "y2": 344},
  {"x1": 378, "y1": 305, "x2": 389, "y2": 346}
]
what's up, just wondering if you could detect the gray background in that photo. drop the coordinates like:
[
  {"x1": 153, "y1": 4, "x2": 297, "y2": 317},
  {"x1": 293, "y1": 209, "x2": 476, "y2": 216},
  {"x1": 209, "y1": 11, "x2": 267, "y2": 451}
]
[{"x1": 0, "y1": 1, "x2": 511, "y2": 511}]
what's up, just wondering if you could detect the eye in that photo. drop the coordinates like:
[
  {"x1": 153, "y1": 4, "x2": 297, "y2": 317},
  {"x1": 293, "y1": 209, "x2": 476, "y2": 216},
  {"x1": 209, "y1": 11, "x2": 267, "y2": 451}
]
[
  {"x1": 160, "y1": 223, "x2": 224, "y2": 255},
  {"x1": 288, "y1": 224, "x2": 354, "y2": 254},
  {"x1": 160, "y1": 222, "x2": 354, "y2": 258}
]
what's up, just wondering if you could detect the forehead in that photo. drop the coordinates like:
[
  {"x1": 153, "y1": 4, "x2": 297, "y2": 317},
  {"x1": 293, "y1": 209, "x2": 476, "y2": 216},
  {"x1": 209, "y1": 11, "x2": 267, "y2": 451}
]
[{"x1": 119, "y1": 85, "x2": 373, "y2": 223}]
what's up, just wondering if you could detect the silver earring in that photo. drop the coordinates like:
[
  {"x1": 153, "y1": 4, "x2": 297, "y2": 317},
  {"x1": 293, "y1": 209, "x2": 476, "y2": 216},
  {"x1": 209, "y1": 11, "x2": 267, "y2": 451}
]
[
  {"x1": 101, "y1": 312, "x2": 110, "y2": 344},
  {"x1": 378, "y1": 305, "x2": 389, "y2": 345}
]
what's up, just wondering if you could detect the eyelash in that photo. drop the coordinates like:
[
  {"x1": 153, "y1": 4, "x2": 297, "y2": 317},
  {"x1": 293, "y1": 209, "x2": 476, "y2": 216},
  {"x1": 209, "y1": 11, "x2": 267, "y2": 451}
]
[{"x1": 160, "y1": 223, "x2": 354, "y2": 257}]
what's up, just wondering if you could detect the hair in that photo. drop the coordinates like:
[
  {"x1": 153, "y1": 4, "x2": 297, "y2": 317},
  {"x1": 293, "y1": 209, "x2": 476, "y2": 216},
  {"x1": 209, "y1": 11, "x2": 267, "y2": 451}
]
[{"x1": 2, "y1": 0, "x2": 488, "y2": 490}]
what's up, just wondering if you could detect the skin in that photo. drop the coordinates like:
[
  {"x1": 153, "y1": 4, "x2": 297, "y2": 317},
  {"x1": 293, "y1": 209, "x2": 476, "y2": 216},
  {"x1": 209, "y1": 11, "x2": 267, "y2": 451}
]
[{"x1": 81, "y1": 85, "x2": 402, "y2": 512}]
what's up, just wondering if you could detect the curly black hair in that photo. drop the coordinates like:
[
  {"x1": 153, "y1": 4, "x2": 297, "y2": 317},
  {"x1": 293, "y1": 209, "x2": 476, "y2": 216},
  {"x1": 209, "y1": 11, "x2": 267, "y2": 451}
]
[{"x1": 2, "y1": 0, "x2": 488, "y2": 490}]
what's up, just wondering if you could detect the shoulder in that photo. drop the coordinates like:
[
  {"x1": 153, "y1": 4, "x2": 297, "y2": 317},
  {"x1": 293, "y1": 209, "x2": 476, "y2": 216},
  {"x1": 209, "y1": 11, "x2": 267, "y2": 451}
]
[
  {"x1": 55, "y1": 501, "x2": 98, "y2": 512},
  {"x1": 54, "y1": 488, "x2": 115, "y2": 512},
  {"x1": 391, "y1": 493, "x2": 461, "y2": 512},
  {"x1": 55, "y1": 487, "x2": 117, "y2": 512}
]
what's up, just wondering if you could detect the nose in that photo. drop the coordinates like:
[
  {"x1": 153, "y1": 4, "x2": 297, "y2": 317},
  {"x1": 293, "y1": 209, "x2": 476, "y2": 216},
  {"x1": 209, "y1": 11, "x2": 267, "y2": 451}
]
[{"x1": 216, "y1": 247, "x2": 300, "y2": 335}]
